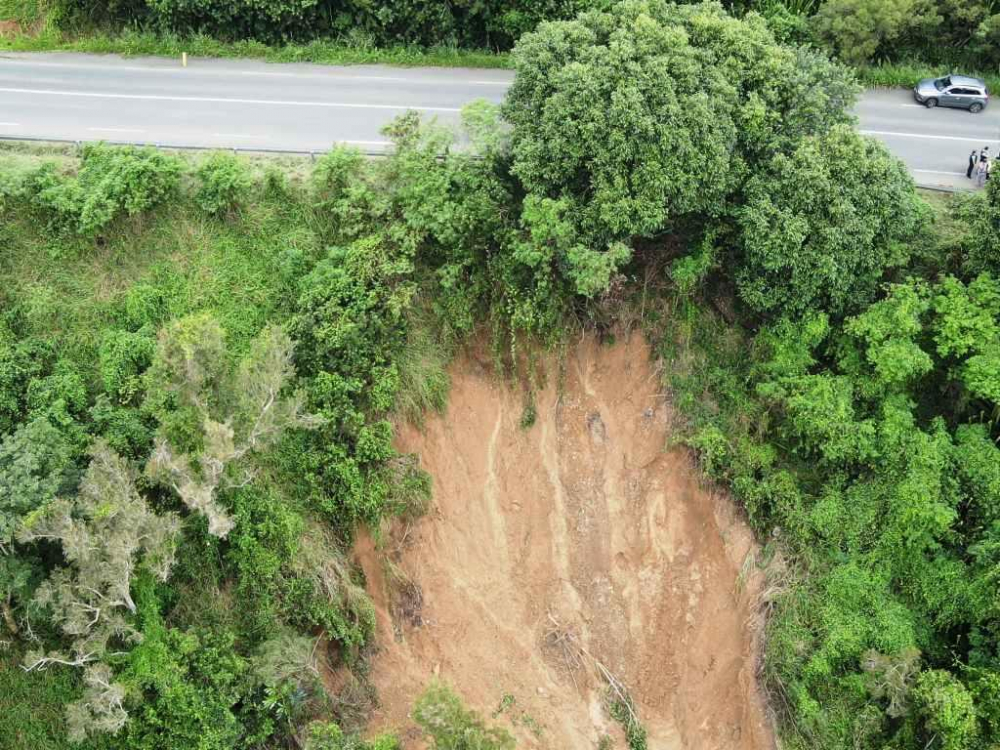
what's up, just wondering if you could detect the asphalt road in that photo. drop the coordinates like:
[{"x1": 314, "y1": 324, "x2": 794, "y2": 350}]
[
  {"x1": 1, "y1": 52, "x2": 998, "y2": 189},
  {"x1": 0, "y1": 52, "x2": 511, "y2": 153}
]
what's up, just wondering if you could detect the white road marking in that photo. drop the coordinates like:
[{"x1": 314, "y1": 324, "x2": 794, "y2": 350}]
[
  {"x1": 861, "y1": 129, "x2": 1000, "y2": 143},
  {"x1": 230, "y1": 69, "x2": 508, "y2": 87},
  {"x1": 0, "y1": 121, "x2": 21, "y2": 126},
  {"x1": 88, "y1": 126, "x2": 145, "y2": 133},
  {"x1": 0, "y1": 86, "x2": 462, "y2": 112},
  {"x1": 213, "y1": 133, "x2": 261, "y2": 138},
  {"x1": 0, "y1": 58, "x2": 511, "y2": 86},
  {"x1": 914, "y1": 169, "x2": 966, "y2": 176}
]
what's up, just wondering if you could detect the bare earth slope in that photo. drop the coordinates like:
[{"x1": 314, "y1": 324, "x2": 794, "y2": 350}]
[{"x1": 355, "y1": 333, "x2": 775, "y2": 749}]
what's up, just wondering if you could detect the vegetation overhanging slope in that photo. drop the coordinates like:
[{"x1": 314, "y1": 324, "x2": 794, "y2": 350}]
[{"x1": 3, "y1": 3, "x2": 1000, "y2": 750}]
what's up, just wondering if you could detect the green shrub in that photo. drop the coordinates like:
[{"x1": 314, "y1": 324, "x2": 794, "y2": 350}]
[
  {"x1": 0, "y1": 333, "x2": 54, "y2": 434},
  {"x1": 958, "y1": 178, "x2": 1000, "y2": 278},
  {"x1": 25, "y1": 360, "x2": 88, "y2": 418},
  {"x1": 811, "y1": 0, "x2": 938, "y2": 66},
  {"x1": 120, "y1": 589, "x2": 262, "y2": 750},
  {"x1": 0, "y1": 415, "x2": 81, "y2": 550},
  {"x1": 62, "y1": 0, "x2": 599, "y2": 49},
  {"x1": 121, "y1": 283, "x2": 171, "y2": 331},
  {"x1": 735, "y1": 125, "x2": 922, "y2": 318},
  {"x1": 98, "y1": 328, "x2": 156, "y2": 405},
  {"x1": 28, "y1": 145, "x2": 182, "y2": 235},
  {"x1": 73, "y1": 144, "x2": 182, "y2": 234},
  {"x1": 88, "y1": 396, "x2": 154, "y2": 458},
  {"x1": 290, "y1": 236, "x2": 417, "y2": 527},
  {"x1": 912, "y1": 670, "x2": 978, "y2": 750},
  {"x1": 195, "y1": 152, "x2": 253, "y2": 217},
  {"x1": 413, "y1": 683, "x2": 515, "y2": 750},
  {"x1": 304, "y1": 721, "x2": 399, "y2": 750}
]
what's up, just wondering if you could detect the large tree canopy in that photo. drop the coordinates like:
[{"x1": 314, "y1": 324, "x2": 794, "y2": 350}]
[
  {"x1": 735, "y1": 125, "x2": 922, "y2": 317},
  {"x1": 503, "y1": 0, "x2": 859, "y2": 297}
]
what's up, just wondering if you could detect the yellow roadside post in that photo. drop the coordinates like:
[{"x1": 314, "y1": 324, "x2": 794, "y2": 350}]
[{"x1": 182, "y1": 52, "x2": 188, "y2": 68}]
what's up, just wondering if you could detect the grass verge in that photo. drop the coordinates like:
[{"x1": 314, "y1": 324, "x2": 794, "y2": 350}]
[
  {"x1": 0, "y1": 27, "x2": 513, "y2": 69},
  {"x1": 856, "y1": 60, "x2": 1000, "y2": 93}
]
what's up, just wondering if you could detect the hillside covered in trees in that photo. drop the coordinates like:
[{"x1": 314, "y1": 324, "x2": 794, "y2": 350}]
[{"x1": 4, "y1": 2, "x2": 1000, "y2": 750}]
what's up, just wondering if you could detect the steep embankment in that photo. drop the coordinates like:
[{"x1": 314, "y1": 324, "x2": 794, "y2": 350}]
[{"x1": 355, "y1": 333, "x2": 775, "y2": 749}]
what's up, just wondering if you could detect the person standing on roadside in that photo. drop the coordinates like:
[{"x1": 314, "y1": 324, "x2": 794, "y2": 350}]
[
  {"x1": 977, "y1": 157, "x2": 989, "y2": 187},
  {"x1": 970, "y1": 150, "x2": 979, "y2": 178}
]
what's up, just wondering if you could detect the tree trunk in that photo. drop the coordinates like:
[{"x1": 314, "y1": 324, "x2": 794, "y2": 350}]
[{"x1": 1, "y1": 598, "x2": 17, "y2": 635}]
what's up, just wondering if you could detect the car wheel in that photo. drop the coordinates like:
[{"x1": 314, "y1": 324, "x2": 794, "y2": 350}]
[
  {"x1": 925, "y1": 98, "x2": 938, "y2": 108},
  {"x1": 971, "y1": 102, "x2": 984, "y2": 113}
]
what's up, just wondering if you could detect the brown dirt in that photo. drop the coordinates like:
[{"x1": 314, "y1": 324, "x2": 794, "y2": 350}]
[
  {"x1": 354, "y1": 332, "x2": 775, "y2": 749},
  {"x1": 0, "y1": 16, "x2": 45, "y2": 37}
]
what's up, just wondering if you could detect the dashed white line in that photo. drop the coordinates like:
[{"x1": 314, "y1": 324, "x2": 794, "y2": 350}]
[
  {"x1": 861, "y1": 129, "x2": 999, "y2": 143},
  {"x1": 88, "y1": 126, "x2": 145, "y2": 133},
  {"x1": 229, "y1": 69, "x2": 509, "y2": 87},
  {"x1": 0, "y1": 86, "x2": 462, "y2": 112}
]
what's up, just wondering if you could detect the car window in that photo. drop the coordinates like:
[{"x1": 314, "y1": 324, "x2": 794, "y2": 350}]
[{"x1": 936, "y1": 77, "x2": 950, "y2": 90}]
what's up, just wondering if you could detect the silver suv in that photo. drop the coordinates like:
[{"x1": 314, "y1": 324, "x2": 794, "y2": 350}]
[{"x1": 914, "y1": 75, "x2": 989, "y2": 113}]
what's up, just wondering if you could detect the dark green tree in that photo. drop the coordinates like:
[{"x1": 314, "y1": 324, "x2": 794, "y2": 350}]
[{"x1": 736, "y1": 126, "x2": 922, "y2": 317}]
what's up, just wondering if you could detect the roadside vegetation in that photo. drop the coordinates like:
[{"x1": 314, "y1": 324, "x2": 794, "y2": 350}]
[
  {"x1": 0, "y1": 25, "x2": 512, "y2": 68},
  {"x1": 3, "y1": 2, "x2": 1000, "y2": 750}
]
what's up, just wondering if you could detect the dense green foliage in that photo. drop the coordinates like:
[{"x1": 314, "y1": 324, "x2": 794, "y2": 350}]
[
  {"x1": 0, "y1": 118, "x2": 484, "y2": 746},
  {"x1": 4, "y1": 2, "x2": 1000, "y2": 749},
  {"x1": 22, "y1": 144, "x2": 182, "y2": 236},
  {"x1": 194, "y1": 152, "x2": 253, "y2": 217},
  {"x1": 17, "y1": 0, "x2": 988, "y2": 76},
  {"x1": 657, "y1": 214, "x2": 1000, "y2": 747},
  {"x1": 45, "y1": 0, "x2": 604, "y2": 48},
  {"x1": 504, "y1": 0, "x2": 913, "y2": 323},
  {"x1": 504, "y1": 0, "x2": 858, "y2": 255},
  {"x1": 735, "y1": 124, "x2": 922, "y2": 317}
]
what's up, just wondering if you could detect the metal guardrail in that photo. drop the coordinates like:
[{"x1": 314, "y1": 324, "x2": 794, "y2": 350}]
[
  {"x1": 916, "y1": 183, "x2": 966, "y2": 194},
  {"x1": 0, "y1": 133, "x2": 392, "y2": 159}
]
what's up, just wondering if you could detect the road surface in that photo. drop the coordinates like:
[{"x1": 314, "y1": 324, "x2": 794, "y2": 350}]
[
  {"x1": 1, "y1": 52, "x2": 997, "y2": 189},
  {"x1": 0, "y1": 52, "x2": 510, "y2": 153},
  {"x1": 857, "y1": 89, "x2": 1000, "y2": 189}
]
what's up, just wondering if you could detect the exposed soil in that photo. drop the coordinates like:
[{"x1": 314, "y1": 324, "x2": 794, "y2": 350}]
[
  {"x1": 354, "y1": 332, "x2": 775, "y2": 749},
  {"x1": 0, "y1": 17, "x2": 45, "y2": 37}
]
